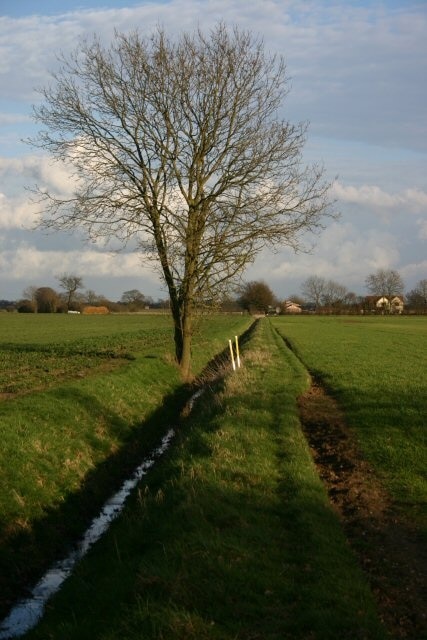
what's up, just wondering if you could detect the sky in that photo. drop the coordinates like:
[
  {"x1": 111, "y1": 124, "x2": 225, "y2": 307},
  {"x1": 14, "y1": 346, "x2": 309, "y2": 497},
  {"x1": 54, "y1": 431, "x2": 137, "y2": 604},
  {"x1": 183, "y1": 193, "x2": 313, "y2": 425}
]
[{"x1": 0, "y1": 0, "x2": 426, "y2": 302}]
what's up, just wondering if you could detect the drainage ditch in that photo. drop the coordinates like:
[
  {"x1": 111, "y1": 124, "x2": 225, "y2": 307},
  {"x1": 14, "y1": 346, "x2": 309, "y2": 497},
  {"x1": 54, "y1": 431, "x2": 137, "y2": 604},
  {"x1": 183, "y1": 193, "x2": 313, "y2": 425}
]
[
  {"x1": 0, "y1": 429, "x2": 176, "y2": 639},
  {"x1": 0, "y1": 323, "x2": 250, "y2": 640},
  {"x1": 0, "y1": 385, "x2": 208, "y2": 640}
]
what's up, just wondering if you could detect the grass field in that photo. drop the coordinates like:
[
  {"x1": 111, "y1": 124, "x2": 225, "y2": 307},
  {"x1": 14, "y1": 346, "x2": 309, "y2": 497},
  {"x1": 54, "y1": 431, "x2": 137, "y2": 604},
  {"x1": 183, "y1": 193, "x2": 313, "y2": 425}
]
[
  {"x1": 0, "y1": 312, "x2": 252, "y2": 619},
  {"x1": 0, "y1": 313, "x2": 207, "y2": 397},
  {"x1": 271, "y1": 315, "x2": 427, "y2": 531},
  {"x1": 23, "y1": 319, "x2": 387, "y2": 640},
  {"x1": 0, "y1": 314, "x2": 425, "y2": 638}
]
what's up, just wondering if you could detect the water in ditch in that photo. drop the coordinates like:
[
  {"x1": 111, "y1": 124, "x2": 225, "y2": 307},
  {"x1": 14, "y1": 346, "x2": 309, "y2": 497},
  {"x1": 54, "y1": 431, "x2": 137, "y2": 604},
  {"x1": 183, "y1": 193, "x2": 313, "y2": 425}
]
[{"x1": 0, "y1": 429, "x2": 175, "y2": 639}]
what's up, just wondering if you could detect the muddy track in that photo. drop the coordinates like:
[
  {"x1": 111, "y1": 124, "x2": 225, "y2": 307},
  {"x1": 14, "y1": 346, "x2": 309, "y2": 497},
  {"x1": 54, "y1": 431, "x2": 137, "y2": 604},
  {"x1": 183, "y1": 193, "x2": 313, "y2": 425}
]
[{"x1": 279, "y1": 334, "x2": 426, "y2": 639}]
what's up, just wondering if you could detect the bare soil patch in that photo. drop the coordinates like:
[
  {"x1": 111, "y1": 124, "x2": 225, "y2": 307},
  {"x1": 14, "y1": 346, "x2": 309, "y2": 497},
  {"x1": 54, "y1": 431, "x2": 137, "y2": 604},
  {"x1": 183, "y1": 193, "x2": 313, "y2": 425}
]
[{"x1": 298, "y1": 380, "x2": 427, "y2": 639}]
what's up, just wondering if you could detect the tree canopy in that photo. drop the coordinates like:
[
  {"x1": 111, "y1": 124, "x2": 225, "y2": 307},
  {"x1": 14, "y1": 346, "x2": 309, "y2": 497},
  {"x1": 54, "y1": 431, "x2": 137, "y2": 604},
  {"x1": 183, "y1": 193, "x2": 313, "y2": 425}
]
[
  {"x1": 35, "y1": 287, "x2": 60, "y2": 313},
  {"x1": 238, "y1": 280, "x2": 277, "y2": 314},
  {"x1": 31, "y1": 23, "x2": 333, "y2": 378}
]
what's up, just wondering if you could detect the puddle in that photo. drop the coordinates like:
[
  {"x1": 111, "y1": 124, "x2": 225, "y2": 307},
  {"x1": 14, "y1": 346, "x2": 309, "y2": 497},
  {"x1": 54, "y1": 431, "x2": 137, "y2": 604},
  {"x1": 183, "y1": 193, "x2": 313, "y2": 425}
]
[{"x1": 0, "y1": 429, "x2": 175, "y2": 639}]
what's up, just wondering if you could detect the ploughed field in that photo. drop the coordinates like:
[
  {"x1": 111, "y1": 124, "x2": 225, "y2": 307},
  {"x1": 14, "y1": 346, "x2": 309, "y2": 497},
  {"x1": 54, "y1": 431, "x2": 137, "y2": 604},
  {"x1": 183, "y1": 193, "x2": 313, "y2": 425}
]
[{"x1": 0, "y1": 313, "x2": 425, "y2": 639}]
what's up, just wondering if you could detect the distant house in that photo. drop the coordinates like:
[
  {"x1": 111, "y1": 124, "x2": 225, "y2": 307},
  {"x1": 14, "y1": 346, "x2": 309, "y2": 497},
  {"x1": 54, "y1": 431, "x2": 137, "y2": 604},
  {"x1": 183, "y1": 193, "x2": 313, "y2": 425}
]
[
  {"x1": 390, "y1": 296, "x2": 404, "y2": 313},
  {"x1": 282, "y1": 300, "x2": 302, "y2": 314},
  {"x1": 376, "y1": 296, "x2": 390, "y2": 312},
  {"x1": 364, "y1": 295, "x2": 404, "y2": 314}
]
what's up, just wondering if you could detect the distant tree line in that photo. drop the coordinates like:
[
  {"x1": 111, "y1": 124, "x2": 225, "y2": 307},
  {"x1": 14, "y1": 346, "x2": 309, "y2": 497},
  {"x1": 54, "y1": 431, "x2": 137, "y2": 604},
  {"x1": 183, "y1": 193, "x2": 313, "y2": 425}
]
[
  {"x1": 236, "y1": 271, "x2": 426, "y2": 315},
  {"x1": 1, "y1": 269, "x2": 426, "y2": 315},
  {"x1": 1, "y1": 274, "x2": 170, "y2": 314},
  {"x1": 299, "y1": 271, "x2": 426, "y2": 314}
]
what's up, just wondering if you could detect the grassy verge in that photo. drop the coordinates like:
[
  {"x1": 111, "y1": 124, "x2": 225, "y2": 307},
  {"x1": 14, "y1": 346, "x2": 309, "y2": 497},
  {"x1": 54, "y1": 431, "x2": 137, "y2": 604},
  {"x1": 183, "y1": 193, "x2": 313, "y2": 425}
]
[
  {"x1": 271, "y1": 316, "x2": 427, "y2": 530},
  {"x1": 0, "y1": 314, "x2": 251, "y2": 617},
  {"x1": 26, "y1": 319, "x2": 387, "y2": 639}
]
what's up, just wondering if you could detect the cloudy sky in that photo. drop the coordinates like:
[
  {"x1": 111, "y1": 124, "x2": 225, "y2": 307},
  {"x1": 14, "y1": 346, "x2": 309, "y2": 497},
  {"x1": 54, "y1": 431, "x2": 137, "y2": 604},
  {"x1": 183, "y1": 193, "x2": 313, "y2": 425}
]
[{"x1": 0, "y1": 0, "x2": 426, "y2": 302}]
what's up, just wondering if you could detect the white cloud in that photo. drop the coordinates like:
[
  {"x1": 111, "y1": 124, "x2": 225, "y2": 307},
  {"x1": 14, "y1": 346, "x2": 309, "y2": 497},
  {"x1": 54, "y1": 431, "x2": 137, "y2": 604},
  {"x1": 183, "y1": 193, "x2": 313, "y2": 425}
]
[
  {"x1": 0, "y1": 155, "x2": 79, "y2": 227},
  {"x1": 0, "y1": 155, "x2": 77, "y2": 195},
  {"x1": 0, "y1": 242, "x2": 156, "y2": 281},
  {"x1": 0, "y1": 192, "x2": 40, "y2": 229},
  {"x1": 332, "y1": 182, "x2": 427, "y2": 213},
  {"x1": 246, "y1": 221, "x2": 402, "y2": 294},
  {"x1": 0, "y1": 1, "x2": 425, "y2": 149}
]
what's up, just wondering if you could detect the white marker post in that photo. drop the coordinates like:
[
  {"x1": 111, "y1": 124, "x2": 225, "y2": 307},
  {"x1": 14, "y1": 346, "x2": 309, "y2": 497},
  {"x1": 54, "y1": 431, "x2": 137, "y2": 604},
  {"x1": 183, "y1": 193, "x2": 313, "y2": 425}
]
[
  {"x1": 235, "y1": 335, "x2": 241, "y2": 368},
  {"x1": 229, "y1": 339, "x2": 236, "y2": 371}
]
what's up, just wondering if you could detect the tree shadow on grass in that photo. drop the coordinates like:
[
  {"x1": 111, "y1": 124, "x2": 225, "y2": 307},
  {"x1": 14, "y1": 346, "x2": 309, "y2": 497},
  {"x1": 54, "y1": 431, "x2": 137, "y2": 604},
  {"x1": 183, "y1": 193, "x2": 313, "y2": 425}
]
[
  {"x1": 0, "y1": 323, "x2": 257, "y2": 622},
  {"x1": 26, "y1": 370, "x2": 387, "y2": 640},
  {"x1": 0, "y1": 379, "x2": 192, "y2": 619}
]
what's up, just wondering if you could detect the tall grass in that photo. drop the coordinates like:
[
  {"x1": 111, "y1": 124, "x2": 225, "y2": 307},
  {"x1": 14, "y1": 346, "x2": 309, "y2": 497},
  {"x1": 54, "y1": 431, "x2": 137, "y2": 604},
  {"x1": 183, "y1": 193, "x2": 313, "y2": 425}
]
[
  {"x1": 25, "y1": 320, "x2": 386, "y2": 639},
  {"x1": 271, "y1": 315, "x2": 427, "y2": 530}
]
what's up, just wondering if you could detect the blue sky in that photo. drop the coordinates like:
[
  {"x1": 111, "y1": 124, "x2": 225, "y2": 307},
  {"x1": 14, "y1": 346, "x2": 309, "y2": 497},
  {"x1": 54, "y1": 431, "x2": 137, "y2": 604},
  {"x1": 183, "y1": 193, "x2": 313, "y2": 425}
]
[{"x1": 0, "y1": 0, "x2": 426, "y2": 301}]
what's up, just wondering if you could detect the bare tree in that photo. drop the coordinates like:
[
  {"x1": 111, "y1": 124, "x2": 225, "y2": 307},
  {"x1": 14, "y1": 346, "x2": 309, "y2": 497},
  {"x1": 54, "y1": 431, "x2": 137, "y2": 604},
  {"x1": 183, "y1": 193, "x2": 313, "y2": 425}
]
[
  {"x1": 416, "y1": 278, "x2": 427, "y2": 301},
  {"x1": 406, "y1": 278, "x2": 427, "y2": 312},
  {"x1": 19, "y1": 286, "x2": 38, "y2": 313},
  {"x1": 365, "y1": 269, "x2": 404, "y2": 298},
  {"x1": 343, "y1": 291, "x2": 362, "y2": 311},
  {"x1": 301, "y1": 276, "x2": 349, "y2": 311},
  {"x1": 84, "y1": 289, "x2": 103, "y2": 305},
  {"x1": 30, "y1": 24, "x2": 333, "y2": 379},
  {"x1": 321, "y1": 279, "x2": 349, "y2": 308},
  {"x1": 301, "y1": 276, "x2": 327, "y2": 309},
  {"x1": 22, "y1": 285, "x2": 38, "y2": 306},
  {"x1": 57, "y1": 273, "x2": 84, "y2": 310}
]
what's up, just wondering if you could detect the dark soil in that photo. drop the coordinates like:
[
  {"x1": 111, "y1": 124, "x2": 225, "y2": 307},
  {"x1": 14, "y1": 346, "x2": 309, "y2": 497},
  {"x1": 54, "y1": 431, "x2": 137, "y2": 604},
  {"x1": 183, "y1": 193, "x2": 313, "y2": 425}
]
[{"x1": 297, "y1": 380, "x2": 427, "y2": 639}]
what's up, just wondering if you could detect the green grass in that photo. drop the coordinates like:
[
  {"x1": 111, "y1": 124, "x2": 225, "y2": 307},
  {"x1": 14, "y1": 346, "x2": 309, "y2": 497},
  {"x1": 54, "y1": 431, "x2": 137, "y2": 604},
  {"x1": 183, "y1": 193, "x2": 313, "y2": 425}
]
[
  {"x1": 0, "y1": 314, "x2": 174, "y2": 396},
  {"x1": 271, "y1": 315, "x2": 427, "y2": 530},
  {"x1": 24, "y1": 320, "x2": 387, "y2": 639},
  {"x1": 0, "y1": 313, "x2": 251, "y2": 617}
]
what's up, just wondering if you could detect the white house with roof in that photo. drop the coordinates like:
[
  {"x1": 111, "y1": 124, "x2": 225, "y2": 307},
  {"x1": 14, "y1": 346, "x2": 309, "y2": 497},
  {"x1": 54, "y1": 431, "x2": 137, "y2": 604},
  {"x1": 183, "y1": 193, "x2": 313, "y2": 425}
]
[
  {"x1": 375, "y1": 296, "x2": 404, "y2": 313},
  {"x1": 282, "y1": 300, "x2": 302, "y2": 314}
]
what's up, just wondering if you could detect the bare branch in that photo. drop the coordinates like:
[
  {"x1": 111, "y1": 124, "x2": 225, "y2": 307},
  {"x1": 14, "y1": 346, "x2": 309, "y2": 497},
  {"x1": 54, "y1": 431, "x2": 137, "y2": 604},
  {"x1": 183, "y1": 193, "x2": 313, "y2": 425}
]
[{"x1": 28, "y1": 23, "x2": 335, "y2": 378}]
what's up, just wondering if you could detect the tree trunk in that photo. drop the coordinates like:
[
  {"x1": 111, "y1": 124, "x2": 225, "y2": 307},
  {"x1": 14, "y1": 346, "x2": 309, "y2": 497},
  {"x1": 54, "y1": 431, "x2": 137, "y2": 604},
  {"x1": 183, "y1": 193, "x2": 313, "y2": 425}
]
[{"x1": 171, "y1": 300, "x2": 193, "y2": 381}]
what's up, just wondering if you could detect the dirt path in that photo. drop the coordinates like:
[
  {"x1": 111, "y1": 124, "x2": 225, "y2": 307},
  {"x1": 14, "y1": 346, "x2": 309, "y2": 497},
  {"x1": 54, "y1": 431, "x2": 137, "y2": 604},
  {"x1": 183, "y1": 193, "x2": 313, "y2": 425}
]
[{"x1": 297, "y1": 380, "x2": 427, "y2": 639}]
